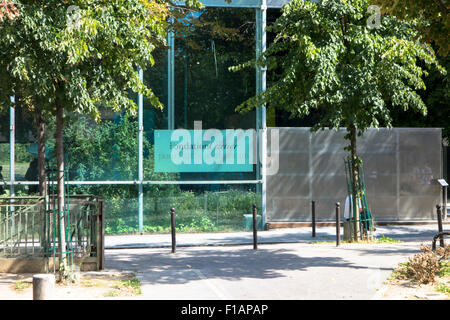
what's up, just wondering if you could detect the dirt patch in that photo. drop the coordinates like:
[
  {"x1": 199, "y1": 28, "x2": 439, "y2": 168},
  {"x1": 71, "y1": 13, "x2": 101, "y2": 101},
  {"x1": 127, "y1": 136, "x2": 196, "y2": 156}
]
[
  {"x1": 0, "y1": 271, "x2": 142, "y2": 300},
  {"x1": 377, "y1": 275, "x2": 450, "y2": 300}
]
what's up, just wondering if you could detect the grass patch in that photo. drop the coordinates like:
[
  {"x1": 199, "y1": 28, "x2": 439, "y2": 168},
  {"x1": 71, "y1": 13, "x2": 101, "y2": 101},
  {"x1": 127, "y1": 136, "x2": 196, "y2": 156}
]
[
  {"x1": 81, "y1": 279, "x2": 105, "y2": 288},
  {"x1": 14, "y1": 281, "x2": 31, "y2": 292},
  {"x1": 438, "y1": 261, "x2": 450, "y2": 277},
  {"x1": 104, "y1": 276, "x2": 142, "y2": 297},
  {"x1": 435, "y1": 282, "x2": 450, "y2": 295},
  {"x1": 388, "y1": 262, "x2": 409, "y2": 281},
  {"x1": 376, "y1": 235, "x2": 402, "y2": 243}
]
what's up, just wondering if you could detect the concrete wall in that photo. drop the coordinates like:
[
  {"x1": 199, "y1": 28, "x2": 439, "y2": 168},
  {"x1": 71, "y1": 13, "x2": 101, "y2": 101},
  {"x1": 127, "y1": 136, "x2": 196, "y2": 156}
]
[{"x1": 266, "y1": 128, "x2": 442, "y2": 222}]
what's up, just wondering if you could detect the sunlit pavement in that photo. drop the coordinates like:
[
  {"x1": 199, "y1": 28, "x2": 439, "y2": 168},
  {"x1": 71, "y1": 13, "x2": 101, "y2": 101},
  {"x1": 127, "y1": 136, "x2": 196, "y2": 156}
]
[{"x1": 103, "y1": 224, "x2": 445, "y2": 300}]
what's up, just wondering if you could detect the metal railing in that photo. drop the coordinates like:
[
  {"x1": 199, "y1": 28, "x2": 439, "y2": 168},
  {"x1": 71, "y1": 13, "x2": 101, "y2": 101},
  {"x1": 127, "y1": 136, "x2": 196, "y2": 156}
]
[
  {"x1": 0, "y1": 196, "x2": 44, "y2": 258},
  {"x1": 0, "y1": 195, "x2": 104, "y2": 270}
]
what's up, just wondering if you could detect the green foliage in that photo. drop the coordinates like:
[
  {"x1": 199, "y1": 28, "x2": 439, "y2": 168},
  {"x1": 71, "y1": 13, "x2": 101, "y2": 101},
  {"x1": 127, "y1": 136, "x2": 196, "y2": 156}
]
[
  {"x1": 233, "y1": 0, "x2": 444, "y2": 136},
  {"x1": 376, "y1": 234, "x2": 402, "y2": 243},
  {"x1": 14, "y1": 281, "x2": 32, "y2": 292},
  {"x1": 435, "y1": 282, "x2": 450, "y2": 295},
  {"x1": 0, "y1": 0, "x2": 174, "y2": 119},
  {"x1": 374, "y1": 0, "x2": 449, "y2": 56}
]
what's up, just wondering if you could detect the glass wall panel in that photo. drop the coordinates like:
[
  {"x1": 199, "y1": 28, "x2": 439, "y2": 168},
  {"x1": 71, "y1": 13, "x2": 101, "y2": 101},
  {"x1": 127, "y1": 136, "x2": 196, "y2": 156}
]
[
  {"x1": 40, "y1": 110, "x2": 138, "y2": 182},
  {"x1": 144, "y1": 7, "x2": 259, "y2": 185},
  {"x1": 0, "y1": 109, "x2": 9, "y2": 196},
  {"x1": 69, "y1": 184, "x2": 139, "y2": 235},
  {"x1": 174, "y1": 7, "x2": 256, "y2": 131},
  {"x1": 143, "y1": 49, "x2": 172, "y2": 182},
  {"x1": 140, "y1": 183, "x2": 261, "y2": 235},
  {"x1": 13, "y1": 105, "x2": 36, "y2": 194}
]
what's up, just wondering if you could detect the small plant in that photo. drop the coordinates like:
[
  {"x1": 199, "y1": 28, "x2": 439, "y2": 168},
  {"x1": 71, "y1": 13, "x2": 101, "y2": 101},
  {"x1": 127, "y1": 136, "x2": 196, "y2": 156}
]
[
  {"x1": 435, "y1": 282, "x2": 450, "y2": 296},
  {"x1": 376, "y1": 235, "x2": 402, "y2": 243},
  {"x1": 394, "y1": 244, "x2": 450, "y2": 284},
  {"x1": 14, "y1": 281, "x2": 31, "y2": 292},
  {"x1": 104, "y1": 275, "x2": 142, "y2": 297},
  {"x1": 57, "y1": 263, "x2": 79, "y2": 284}
]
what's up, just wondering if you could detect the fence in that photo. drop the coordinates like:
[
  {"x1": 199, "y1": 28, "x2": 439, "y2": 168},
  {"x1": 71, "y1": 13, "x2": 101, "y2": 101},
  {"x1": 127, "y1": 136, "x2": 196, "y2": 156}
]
[
  {"x1": 266, "y1": 127, "x2": 442, "y2": 222},
  {"x1": 0, "y1": 195, "x2": 104, "y2": 272}
]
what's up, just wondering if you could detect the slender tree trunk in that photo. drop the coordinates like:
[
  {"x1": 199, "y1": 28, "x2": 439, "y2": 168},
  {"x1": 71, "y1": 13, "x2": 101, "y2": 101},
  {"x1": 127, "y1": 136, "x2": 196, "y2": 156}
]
[
  {"x1": 35, "y1": 108, "x2": 47, "y2": 198},
  {"x1": 35, "y1": 107, "x2": 47, "y2": 247},
  {"x1": 56, "y1": 103, "x2": 67, "y2": 267},
  {"x1": 349, "y1": 123, "x2": 360, "y2": 242}
]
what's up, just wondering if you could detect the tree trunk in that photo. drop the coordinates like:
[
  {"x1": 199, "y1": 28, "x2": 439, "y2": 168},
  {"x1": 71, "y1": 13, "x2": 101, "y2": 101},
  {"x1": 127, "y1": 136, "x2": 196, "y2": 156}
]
[
  {"x1": 349, "y1": 124, "x2": 360, "y2": 242},
  {"x1": 56, "y1": 103, "x2": 67, "y2": 267},
  {"x1": 35, "y1": 108, "x2": 47, "y2": 198},
  {"x1": 35, "y1": 107, "x2": 47, "y2": 247}
]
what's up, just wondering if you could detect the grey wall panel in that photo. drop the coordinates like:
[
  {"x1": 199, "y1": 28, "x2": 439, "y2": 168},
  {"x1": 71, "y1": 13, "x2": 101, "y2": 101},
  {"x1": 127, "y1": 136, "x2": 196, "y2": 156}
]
[
  {"x1": 360, "y1": 154, "x2": 397, "y2": 175},
  {"x1": 399, "y1": 196, "x2": 438, "y2": 220},
  {"x1": 311, "y1": 174, "x2": 348, "y2": 199},
  {"x1": 364, "y1": 175, "x2": 397, "y2": 197},
  {"x1": 267, "y1": 175, "x2": 310, "y2": 198},
  {"x1": 267, "y1": 127, "x2": 443, "y2": 222},
  {"x1": 269, "y1": 197, "x2": 310, "y2": 221},
  {"x1": 274, "y1": 153, "x2": 309, "y2": 174}
]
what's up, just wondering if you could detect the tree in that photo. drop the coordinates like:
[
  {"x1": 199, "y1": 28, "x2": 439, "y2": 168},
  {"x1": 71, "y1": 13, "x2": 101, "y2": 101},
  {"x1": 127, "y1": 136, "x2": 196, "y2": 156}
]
[
  {"x1": 372, "y1": 1, "x2": 449, "y2": 141},
  {"x1": 373, "y1": 0, "x2": 449, "y2": 56},
  {"x1": 0, "y1": 0, "x2": 19, "y2": 21},
  {"x1": 0, "y1": 0, "x2": 193, "y2": 271},
  {"x1": 232, "y1": 0, "x2": 445, "y2": 240}
]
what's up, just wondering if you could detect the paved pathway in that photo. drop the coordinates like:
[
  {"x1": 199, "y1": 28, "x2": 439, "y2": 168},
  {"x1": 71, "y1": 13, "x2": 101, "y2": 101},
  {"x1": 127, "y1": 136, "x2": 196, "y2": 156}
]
[
  {"x1": 0, "y1": 224, "x2": 446, "y2": 300},
  {"x1": 105, "y1": 224, "x2": 442, "y2": 249},
  {"x1": 102, "y1": 224, "x2": 445, "y2": 300}
]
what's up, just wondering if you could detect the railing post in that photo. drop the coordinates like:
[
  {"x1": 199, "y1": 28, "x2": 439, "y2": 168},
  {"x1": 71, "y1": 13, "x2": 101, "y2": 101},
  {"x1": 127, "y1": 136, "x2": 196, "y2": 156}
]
[
  {"x1": 171, "y1": 208, "x2": 176, "y2": 253},
  {"x1": 99, "y1": 198, "x2": 105, "y2": 270},
  {"x1": 336, "y1": 202, "x2": 341, "y2": 247},
  {"x1": 444, "y1": 186, "x2": 448, "y2": 221},
  {"x1": 253, "y1": 204, "x2": 258, "y2": 250},
  {"x1": 436, "y1": 204, "x2": 444, "y2": 248},
  {"x1": 311, "y1": 200, "x2": 316, "y2": 238}
]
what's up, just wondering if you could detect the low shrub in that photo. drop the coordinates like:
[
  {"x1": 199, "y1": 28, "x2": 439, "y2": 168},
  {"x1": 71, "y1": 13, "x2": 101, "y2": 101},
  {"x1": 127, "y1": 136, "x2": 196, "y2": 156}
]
[{"x1": 394, "y1": 244, "x2": 450, "y2": 284}]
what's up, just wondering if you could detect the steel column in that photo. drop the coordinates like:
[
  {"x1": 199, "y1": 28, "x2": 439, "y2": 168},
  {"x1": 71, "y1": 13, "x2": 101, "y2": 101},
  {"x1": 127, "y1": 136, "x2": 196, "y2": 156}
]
[
  {"x1": 9, "y1": 96, "x2": 15, "y2": 197},
  {"x1": 256, "y1": 1, "x2": 267, "y2": 227},
  {"x1": 138, "y1": 68, "x2": 144, "y2": 233},
  {"x1": 168, "y1": 24, "x2": 175, "y2": 130}
]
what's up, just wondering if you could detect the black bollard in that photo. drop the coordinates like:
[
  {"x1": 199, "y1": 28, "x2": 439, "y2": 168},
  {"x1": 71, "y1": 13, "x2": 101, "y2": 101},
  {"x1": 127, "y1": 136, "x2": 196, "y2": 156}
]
[
  {"x1": 436, "y1": 205, "x2": 444, "y2": 248},
  {"x1": 253, "y1": 204, "x2": 258, "y2": 250},
  {"x1": 336, "y1": 202, "x2": 341, "y2": 247},
  {"x1": 312, "y1": 200, "x2": 316, "y2": 238},
  {"x1": 171, "y1": 208, "x2": 176, "y2": 253}
]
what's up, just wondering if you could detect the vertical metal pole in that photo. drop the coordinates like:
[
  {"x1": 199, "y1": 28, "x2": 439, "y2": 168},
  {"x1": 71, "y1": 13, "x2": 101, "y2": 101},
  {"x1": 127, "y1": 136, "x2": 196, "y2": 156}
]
[
  {"x1": 9, "y1": 97, "x2": 15, "y2": 197},
  {"x1": 171, "y1": 208, "x2": 176, "y2": 253},
  {"x1": 167, "y1": 23, "x2": 175, "y2": 130},
  {"x1": 436, "y1": 204, "x2": 444, "y2": 248},
  {"x1": 9, "y1": 97, "x2": 15, "y2": 237},
  {"x1": 184, "y1": 56, "x2": 188, "y2": 129},
  {"x1": 252, "y1": 204, "x2": 258, "y2": 250},
  {"x1": 336, "y1": 202, "x2": 341, "y2": 246},
  {"x1": 138, "y1": 68, "x2": 144, "y2": 234},
  {"x1": 256, "y1": 2, "x2": 267, "y2": 228},
  {"x1": 311, "y1": 200, "x2": 316, "y2": 237},
  {"x1": 444, "y1": 186, "x2": 447, "y2": 221}
]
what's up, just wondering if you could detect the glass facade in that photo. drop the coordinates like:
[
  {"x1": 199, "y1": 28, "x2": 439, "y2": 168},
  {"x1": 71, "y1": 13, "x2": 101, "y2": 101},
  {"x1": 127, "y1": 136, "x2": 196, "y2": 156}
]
[
  {"x1": 2, "y1": 0, "x2": 443, "y2": 234},
  {"x1": 1, "y1": 0, "x2": 276, "y2": 235}
]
